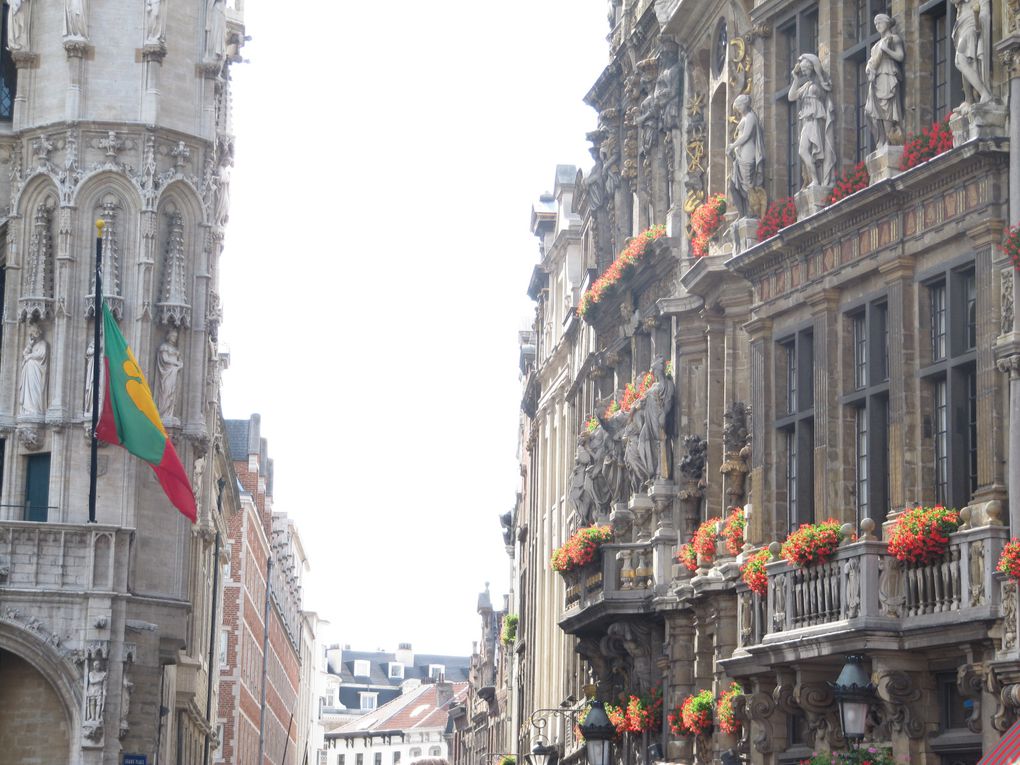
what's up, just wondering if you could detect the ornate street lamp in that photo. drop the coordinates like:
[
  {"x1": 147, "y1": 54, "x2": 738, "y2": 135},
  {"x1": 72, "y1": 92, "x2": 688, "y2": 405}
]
[
  {"x1": 831, "y1": 655, "x2": 875, "y2": 746},
  {"x1": 577, "y1": 701, "x2": 616, "y2": 765},
  {"x1": 529, "y1": 740, "x2": 558, "y2": 765}
]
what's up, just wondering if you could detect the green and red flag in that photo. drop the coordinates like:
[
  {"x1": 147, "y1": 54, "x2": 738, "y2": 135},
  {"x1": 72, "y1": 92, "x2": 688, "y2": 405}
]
[{"x1": 96, "y1": 302, "x2": 197, "y2": 522}]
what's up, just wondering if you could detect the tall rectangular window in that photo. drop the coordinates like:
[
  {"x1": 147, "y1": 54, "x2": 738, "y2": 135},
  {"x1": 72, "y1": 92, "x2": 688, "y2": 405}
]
[
  {"x1": 777, "y1": 6, "x2": 819, "y2": 197},
  {"x1": 923, "y1": 1, "x2": 963, "y2": 121},
  {"x1": 845, "y1": 301, "x2": 890, "y2": 529},
  {"x1": 923, "y1": 265, "x2": 978, "y2": 508},
  {"x1": 843, "y1": 0, "x2": 889, "y2": 162},
  {"x1": 24, "y1": 453, "x2": 50, "y2": 522},
  {"x1": 0, "y1": 4, "x2": 15, "y2": 121},
  {"x1": 778, "y1": 329, "x2": 814, "y2": 532}
]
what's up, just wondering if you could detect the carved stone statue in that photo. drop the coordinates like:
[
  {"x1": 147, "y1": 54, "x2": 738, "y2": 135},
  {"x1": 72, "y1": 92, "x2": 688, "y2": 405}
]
[
  {"x1": 597, "y1": 404, "x2": 630, "y2": 505},
  {"x1": 63, "y1": 0, "x2": 87, "y2": 39},
  {"x1": 728, "y1": 95, "x2": 766, "y2": 219},
  {"x1": 678, "y1": 434, "x2": 707, "y2": 483},
  {"x1": 864, "y1": 14, "x2": 904, "y2": 149},
  {"x1": 84, "y1": 339, "x2": 95, "y2": 415},
  {"x1": 19, "y1": 324, "x2": 47, "y2": 416},
  {"x1": 952, "y1": 0, "x2": 993, "y2": 105},
  {"x1": 84, "y1": 657, "x2": 108, "y2": 738},
  {"x1": 623, "y1": 400, "x2": 650, "y2": 495},
  {"x1": 204, "y1": 0, "x2": 226, "y2": 61},
  {"x1": 653, "y1": 41, "x2": 682, "y2": 132},
  {"x1": 639, "y1": 355, "x2": 675, "y2": 481},
  {"x1": 144, "y1": 0, "x2": 166, "y2": 45},
  {"x1": 155, "y1": 328, "x2": 183, "y2": 420},
  {"x1": 787, "y1": 54, "x2": 837, "y2": 188},
  {"x1": 8, "y1": 0, "x2": 29, "y2": 52},
  {"x1": 568, "y1": 432, "x2": 598, "y2": 524},
  {"x1": 215, "y1": 151, "x2": 232, "y2": 227}
]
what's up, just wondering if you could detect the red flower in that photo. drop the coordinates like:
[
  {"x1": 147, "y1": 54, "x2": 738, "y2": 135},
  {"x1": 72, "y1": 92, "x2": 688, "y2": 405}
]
[
  {"x1": 757, "y1": 197, "x2": 797, "y2": 240},
  {"x1": 899, "y1": 115, "x2": 954, "y2": 171},
  {"x1": 578, "y1": 225, "x2": 667, "y2": 318},
  {"x1": 690, "y1": 195, "x2": 727, "y2": 257},
  {"x1": 780, "y1": 519, "x2": 847, "y2": 567},
  {"x1": 887, "y1": 505, "x2": 960, "y2": 564},
  {"x1": 723, "y1": 508, "x2": 746, "y2": 556},
  {"x1": 740, "y1": 548, "x2": 772, "y2": 596},
  {"x1": 824, "y1": 162, "x2": 870, "y2": 205}
]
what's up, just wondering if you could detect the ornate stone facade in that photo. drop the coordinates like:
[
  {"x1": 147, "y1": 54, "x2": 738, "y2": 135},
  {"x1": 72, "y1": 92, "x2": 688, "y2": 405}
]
[{"x1": 484, "y1": 1, "x2": 1020, "y2": 765}]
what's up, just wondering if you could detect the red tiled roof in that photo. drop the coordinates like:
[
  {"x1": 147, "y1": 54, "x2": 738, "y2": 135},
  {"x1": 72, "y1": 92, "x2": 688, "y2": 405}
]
[{"x1": 334, "y1": 683, "x2": 469, "y2": 735}]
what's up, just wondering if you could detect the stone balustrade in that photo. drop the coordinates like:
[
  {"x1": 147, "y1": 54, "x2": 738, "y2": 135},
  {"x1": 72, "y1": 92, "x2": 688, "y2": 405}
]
[
  {"x1": 0, "y1": 520, "x2": 133, "y2": 593},
  {"x1": 734, "y1": 523, "x2": 1008, "y2": 650}
]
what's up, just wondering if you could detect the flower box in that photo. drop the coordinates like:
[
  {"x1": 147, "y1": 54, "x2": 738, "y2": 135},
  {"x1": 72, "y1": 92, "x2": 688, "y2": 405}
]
[
  {"x1": 780, "y1": 519, "x2": 846, "y2": 567},
  {"x1": 551, "y1": 524, "x2": 614, "y2": 573},
  {"x1": 886, "y1": 505, "x2": 960, "y2": 565},
  {"x1": 578, "y1": 225, "x2": 667, "y2": 319},
  {"x1": 715, "y1": 682, "x2": 743, "y2": 734},
  {"x1": 670, "y1": 689, "x2": 713, "y2": 736},
  {"x1": 740, "y1": 548, "x2": 771, "y2": 596}
]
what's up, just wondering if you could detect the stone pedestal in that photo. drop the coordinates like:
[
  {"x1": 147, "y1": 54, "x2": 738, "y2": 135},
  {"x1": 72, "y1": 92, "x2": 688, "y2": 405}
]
[
  {"x1": 866, "y1": 145, "x2": 904, "y2": 183},
  {"x1": 730, "y1": 217, "x2": 759, "y2": 255},
  {"x1": 951, "y1": 102, "x2": 1009, "y2": 145},
  {"x1": 794, "y1": 185, "x2": 832, "y2": 219}
]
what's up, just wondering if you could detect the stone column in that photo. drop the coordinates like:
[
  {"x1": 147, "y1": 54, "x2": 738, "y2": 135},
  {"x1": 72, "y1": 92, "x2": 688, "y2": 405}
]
[
  {"x1": 11, "y1": 54, "x2": 36, "y2": 132},
  {"x1": 744, "y1": 317, "x2": 772, "y2": 546},
  {"x1": 63, "y1": 41, "x2": 88, "y2": 122},
  {"x1": 807, "y1": 290, "x2": 840, "y2": 520},
  {"x1": 141, "y1": 45, "x2": 167, "y2": 125},
  {"x1": 704, "y1": 311, "x2": 726, "y2": 519}
]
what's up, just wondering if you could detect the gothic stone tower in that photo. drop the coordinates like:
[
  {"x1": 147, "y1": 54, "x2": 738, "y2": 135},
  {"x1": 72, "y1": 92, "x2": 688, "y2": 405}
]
[{"x1": 0, "y1": 1, "x2": 244, "y2": 763}]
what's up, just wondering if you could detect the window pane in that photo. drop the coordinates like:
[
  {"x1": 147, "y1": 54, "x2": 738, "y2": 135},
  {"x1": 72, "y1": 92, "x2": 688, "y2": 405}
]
[
  {"x1": 934, "y1": 379, "x2": 948, "y2": 505},
  {"x1": 931, "y1": 283, "x2": 947, "y2": 361},
  {"x1": 855, "y1": 60, "x2": 871, "y2": 163},
  {"x1": 787, "y1": 429, "x2": 798, "y2": 530},
  {"x1": 968, "y1": 367, "x2": 978, "y2": 494},
  {"x1": 856, "y1": 406, "x2": 869, "y2": 520},
  {"x1": 25, "y1": 453, "x2": 50, "y2": 522},
  {"x1": 787, "y1": 342, "x2": 797, "y2": 414},
  {"x1": 854, "y1": 314, "x2": 868, "y2": 389},
  {"x1": 963, "y1": 270, "x2": 976, "y2": 351},
  {"x1": 933, "y1": 12, "x2": 948, "y2": 119}
]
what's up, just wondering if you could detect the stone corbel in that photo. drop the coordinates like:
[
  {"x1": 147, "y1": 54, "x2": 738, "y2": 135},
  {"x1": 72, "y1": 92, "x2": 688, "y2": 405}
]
[
  {"x1": 746, "y1": 691, "x2": 775, "y2": 754},
  {"x1": 988, "y1": 665, "x2": 1020, "y2": 732},
  {"x1": 794, "y1": 681, "x2": 844, "y2": 750},
  {"x1": 957, "y1": 663, "x2": 984, "y2": 733},
  {"x1": 876, "y1": 670, "x2": 925, "y2": 739}
]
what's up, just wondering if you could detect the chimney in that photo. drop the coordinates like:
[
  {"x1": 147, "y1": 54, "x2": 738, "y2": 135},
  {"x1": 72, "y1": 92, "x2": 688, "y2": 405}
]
[
  {"x1": 435, "y1": 679, "x2": 453, "y2": 708},
  {"x1": 395, "y1": 642, "x2": 413, "y2": 666}
]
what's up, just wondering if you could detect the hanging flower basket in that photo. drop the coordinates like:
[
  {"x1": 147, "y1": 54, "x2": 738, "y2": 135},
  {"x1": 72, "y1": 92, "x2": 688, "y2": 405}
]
[
  {"x1": 780, "y1": 519, "x2": 846, "y2": 567},
  {"x1": 998, "y1": 539, "x2": 1020, "y2": 579},
  {"x1": 578, "y1": 225, "x2": 667, "y2": 318},
  {"x1": 1003, "y1": 223, "x2": 1020, "y2": 272},
  {"x1": 886, "y1": 505, "x2": 960, "y2": 564},
  {"x1": 693, "y1": 517, "x2": 722, "y2": 563},
  {"x1": 690, "y1": 194, "x2": 727, "y2": 258},
  {"x1": 607, "y1": 687, "x2": 662, "y2": 734},
  {"x1": 899, "y1": 115, "x2": 953, "y2": 171},
  {"x1": 670, "y1": 689, "x2": 713, "y2": 736},
  {"x1": 800, "y1": 747, "x2": 896, "y2": 765},
  {"x1": 716, "y1": 682, "x2": 743, "y2": 734},
  {"x1": 723, "y1": 507, "x2": 745, "y2": 556},
  {"x1": 756, "y1": 196, "x2": 796, "y2": 241},
  {"x1": 677, "y1": 543, "x2": 697, "y2": 572},
  {"x1": 550, "y1": 524, "x2": 614, "y2": 573},
  {"x1": 740, "y1": 548, "x2": 772, "y2": 596},
  {"x1": 825, "y1": 162, "x2": 870, "y2": 205}
]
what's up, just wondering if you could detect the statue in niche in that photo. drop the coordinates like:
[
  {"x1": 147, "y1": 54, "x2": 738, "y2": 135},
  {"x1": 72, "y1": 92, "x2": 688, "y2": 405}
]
[
  {"x1": 144, "y1": 0, "x2": 166, "y2": 45},
  {"x1": 596, "y1": 401, "x2": 630, "y2": 505},
  {"x1": 864, "y1": 14, "x2": 904, "y2": 149},
  {"x1": 19, "y1": 324, "x2": 47, "y2": 416},
  {"x1": 678, "y1": 434, "x2": 707, "y2": 483},
  {"x1": 727, "y1": 94, "x2": 766, "y2": 219},
  {"x1": 155, "y1": 328, "x2": 183, "y2": 421},
  {"x1": 8, "y1": 0, "x2": 29, "y2": 52},
  {"x1": 84, "y1": 339, "x2": 95, "y2": 415},
  {"x1": 204, "y1": 0, "x2": 226, "y2": 61},
  {"x1": 215, "y1": 144, "x2": 233, "y2": 227},
  {"x1": 84, "y1": 656, "x2": 108, "y2": 730},
  {"x1": 568, "y1": 432, "x2": 599, "y2": 524},
  {"x1": 638, "y1": 355, "x2": 675, "y2": 481},
  {"x1": 623, "y1": 399, "x2": 651, "y2": 494},
  {"x1": 605, "y1": 622, "x2": 654, "y2": 692},
  {"x1": 653, "y1": 41, "x2": 682, "y2": 132},
  {"x1": 787, "y1": 54, "x2": 837, "y2": 188},
  {"x1": 63, "y1": 0, "x2": 87, "y2": 39},
  {"x1": 952, "y1": 0, "x2": 994, "y2": 106}
]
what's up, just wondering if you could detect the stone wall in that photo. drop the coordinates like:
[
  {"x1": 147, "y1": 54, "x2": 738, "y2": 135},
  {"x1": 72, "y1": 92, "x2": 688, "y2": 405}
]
[{"x1": 0, "y1": 649, "x2": 71, "y2": 765}]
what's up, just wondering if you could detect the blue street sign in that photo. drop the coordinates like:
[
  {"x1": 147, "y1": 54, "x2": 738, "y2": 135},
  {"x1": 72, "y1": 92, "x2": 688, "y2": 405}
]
[{"x1": 122, "y1": 755, "x2": 147, "y2": 765}]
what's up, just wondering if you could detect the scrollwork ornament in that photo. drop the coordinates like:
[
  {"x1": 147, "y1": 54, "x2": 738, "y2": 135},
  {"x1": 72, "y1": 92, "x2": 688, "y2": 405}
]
[
  {"x1": 1004, "y1": 579, "x2": 1018, "y2": 650},
  {"x1": 877, "y1": 670, "x2": 924, "y2": 739},
  {"x1": 957, "y1": 664, "x2": 983, "y2": 733},
  {"x1": 748, "y1": 692, "x2": 776, "y2": 753}
]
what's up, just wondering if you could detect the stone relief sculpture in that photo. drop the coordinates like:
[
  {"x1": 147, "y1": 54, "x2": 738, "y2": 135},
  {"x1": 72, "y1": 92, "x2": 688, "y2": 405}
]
[
  {"x1": 8, "y1": 0, "x2": 29, "y2": 52},
  {"x1": 63, "y1": 0, "x2": 87, "y2": 39},
  {"x1": 19, "y1": 324, "x2": 48, "y2": 416},
  {"x1": 864, "y1": 14, "x2": 904, "y2": 148},
  {"x1": 144, "y1": 0, "x2": 166, "y2": 45},
  {"x1": 204, "y1": 0, "x2": 226, "y2": 61},
  {"x1": 156, "y1": 328, "x2": 183, "y2": 420},
  {"x1": 569, "y1": 432, "x2": 599, "y2": 523},
  {"x1": 84, "y1": 655, "x2": 108, "y2": 741},
  {"x1": 728, "y1": 95, "x2": 766, "y2": 219},
  {"x1": 678, "y1": 434, "x2": 707, "y2": 484},
  {"x1": 215, "y1": 148, "x2": 232, "y2": 227},
  {"x1": 787, "y1": 54, "x2": 837, "y2": 188},
  {"x1": 118, "y1": 671, "x2": 133, "y2": 739},
  {"x1": 596, "y1": 402, "x2": 630, "y2": 505},
  {"x1": 84, "y1": 339, "x2": 95, "y2": 415},
  {"x1": 952, "y1": 0, "x2": 993, "y2": 105},
  {"x1": 640, "y1": 355, "x2": 675, "y2": 481},
  {"x1": 623, "y1": 400, "x2": 650, "y2": 494}
]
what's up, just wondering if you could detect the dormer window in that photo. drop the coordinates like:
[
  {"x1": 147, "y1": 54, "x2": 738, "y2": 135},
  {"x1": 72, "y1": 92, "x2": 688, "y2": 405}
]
[
  {"x1": 389, "y1": 662, "x2": 404, "y2": 679},
  {"x1": 353, "y1": 659, "x2": 371, "y2": 677}
]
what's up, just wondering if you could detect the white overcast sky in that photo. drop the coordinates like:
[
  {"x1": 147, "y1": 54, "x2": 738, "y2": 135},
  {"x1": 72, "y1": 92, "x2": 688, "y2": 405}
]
[{"x1": 219, "y1": 1, "x2": 608, "y2": 655}]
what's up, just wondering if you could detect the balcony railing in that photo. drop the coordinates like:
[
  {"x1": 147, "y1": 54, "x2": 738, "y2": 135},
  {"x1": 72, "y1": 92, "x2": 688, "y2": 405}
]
[
  {"x1": 735, "y1": 524, "x2": 1008, "y2": 650},
  {"x1": 0, "y1": 520, "x2": 133, "y2": 593}
]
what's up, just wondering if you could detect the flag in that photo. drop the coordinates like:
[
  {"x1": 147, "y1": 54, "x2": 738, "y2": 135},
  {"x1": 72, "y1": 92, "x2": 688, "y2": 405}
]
[{"x1": 96, "y1": 302, "x2": 197, "y2": 522}]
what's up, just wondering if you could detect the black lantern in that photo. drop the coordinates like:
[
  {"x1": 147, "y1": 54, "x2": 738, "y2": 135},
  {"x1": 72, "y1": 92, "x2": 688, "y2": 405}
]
[
  {"x1": 530, "y1": 740, "x2": 558, "y2": 765},
  {"x1": 578, "y1": 701, "x2": 616, "y2": 765},
  {"x1": 831, "y1": 655, "x2": 875, "y2": 745}
]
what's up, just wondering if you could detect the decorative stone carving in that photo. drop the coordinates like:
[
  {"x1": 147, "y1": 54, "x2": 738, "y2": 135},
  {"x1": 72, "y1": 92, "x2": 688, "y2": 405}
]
[
  {"x1": 787, "y1": 54, "x2": 836, "y2": 188},
  {"x1": 864, "y1": 14, "x2": 904, "y2": 149},
  {"x1": 63, "y1": 0, "x2": 87, "y2": 40},
  {"x1": 604, "y1": 621, "x2": 655, "y2": 693},
  {"x1": 597, "y1": 402, "x2": 630, "y2": 505},
  {"x1": 17, "y1": 425, "x2": 42, "y2": 450},
  {"x1": 952, "y1": 0, "x2": 993, "y2": 107},
  {"x1": 83, "y1": 643, "x2": 109, "y2": 744},
  {"x1": 640, "y1": 355, "x2": 675, "y2": 482},
  {"x1": 728, "y1": 95, "x2": 766, "y2": 220},
  {"x1": 118, "y1": 661, "x2": 133, "y2": 739},
  {"x1": 970, "y1": 540, "x2": 986, "y2": 605},
  {"x1": 83, "y1": 339, "x2": 96, "y2": 416},
  {"x1": 957, "y1": 664, "x2": 983, "y2": 733},
  {"x1": 1003, "y1": 270, "x2": 1015, "y2": 337},
  {"x1": 623, "y1": 401, "x2": 649, "y2": 494},
  {"x1": 876, "y1": 670, "x2": 924, "y2": 739},
  {"x1": 1004, "y1": 580, "x2": 1018, "y2": 651},
  {"x1": 19, "y1": 323, "x2": 47, "y2": 416},
  {"x1": 144, "y1": 0, "x2": 166, "y2": 45},
  {"x1": 720, "y1": 402, "x2": 750, "y2": 503},
  {"x1": 845, "y1": 557, "x2": 861, "y2": 618},
  {"x1": 204, "y1": 0, "x2": 226, "y2": 62},
  {"x1": 569, "y1": 431, "x2": 601, "y2": 524},
  {"x1": 747, "y1": 692, "x2": 775, "y2": 753},
  {"x1": 155, "y1": 328, "x2": 183, "y2": 421},
  {"x1": 771, "y1": 573, "x2": 787, "y2": 631},
  {"x1": 85, "y1": 194, "x2": 124, "y2": 319},
  {"x1": 157, "y1": 208, "x2": 191, "y2": 326},
  {"x1": 795, "y1": 682, "x2": 841, "y2": 749},
  {"x1": 19, "y1": 199, "x2": 55, "y2": 321},
  {"x1": 878, "y1": 555, "x2": 905, "y2": 616},
  {"x1": 678, "y1": 434, "x2": 707, "y2": 483},
  {"x1": 8, "y1": 0, "x2": 31, "y2": 53},
  {"x1": 683, "y1": 89, "x2": 707, "y2": 215}
]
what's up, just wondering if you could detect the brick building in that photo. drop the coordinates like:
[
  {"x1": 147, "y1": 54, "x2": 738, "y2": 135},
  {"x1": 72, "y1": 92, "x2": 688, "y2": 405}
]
[
  {"x1": 0, "y1": 0, "x2": 245, "y2": 762},
  {"x1": 216, "y1": 414, "x2": 314, "y2": 765}
]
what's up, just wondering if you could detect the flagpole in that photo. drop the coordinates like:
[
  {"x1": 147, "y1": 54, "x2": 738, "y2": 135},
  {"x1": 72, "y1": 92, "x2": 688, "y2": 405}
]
[{"x1": 88, "y1": 219, "x2": 104, "y2": 525}]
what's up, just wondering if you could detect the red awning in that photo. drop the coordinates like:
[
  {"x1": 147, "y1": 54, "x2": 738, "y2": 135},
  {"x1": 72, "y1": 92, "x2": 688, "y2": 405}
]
[{"x1": 980, "y1": 719, "x2": 1020, "y2": 765}]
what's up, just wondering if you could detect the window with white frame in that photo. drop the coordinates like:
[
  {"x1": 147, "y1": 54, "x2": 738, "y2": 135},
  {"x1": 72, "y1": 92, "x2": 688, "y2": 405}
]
[
  {"x1": 219, "y1": 629, "x2": 229, "y2": 668},
  {"x1": 428, "y1": 664, "x2": 445, "y2": 680},
  {"x1": 353, "y1": 659, "x2": 371, "y2": 677},
  {"x1": 359, "y1": 692, "x2": 378, "y2": 710},
  {"x1": 389, "y1": 662, "x2": 404, "y2": 679}
]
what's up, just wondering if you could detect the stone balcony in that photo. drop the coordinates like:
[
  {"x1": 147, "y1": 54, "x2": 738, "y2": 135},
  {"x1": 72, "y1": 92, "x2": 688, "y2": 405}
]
[
  {"x1": 0, "y1": 520, "x2": 133, "y2": 593},
  {"x1": 728, "y1": 523, "x2": 1009, "y2": 670}
]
